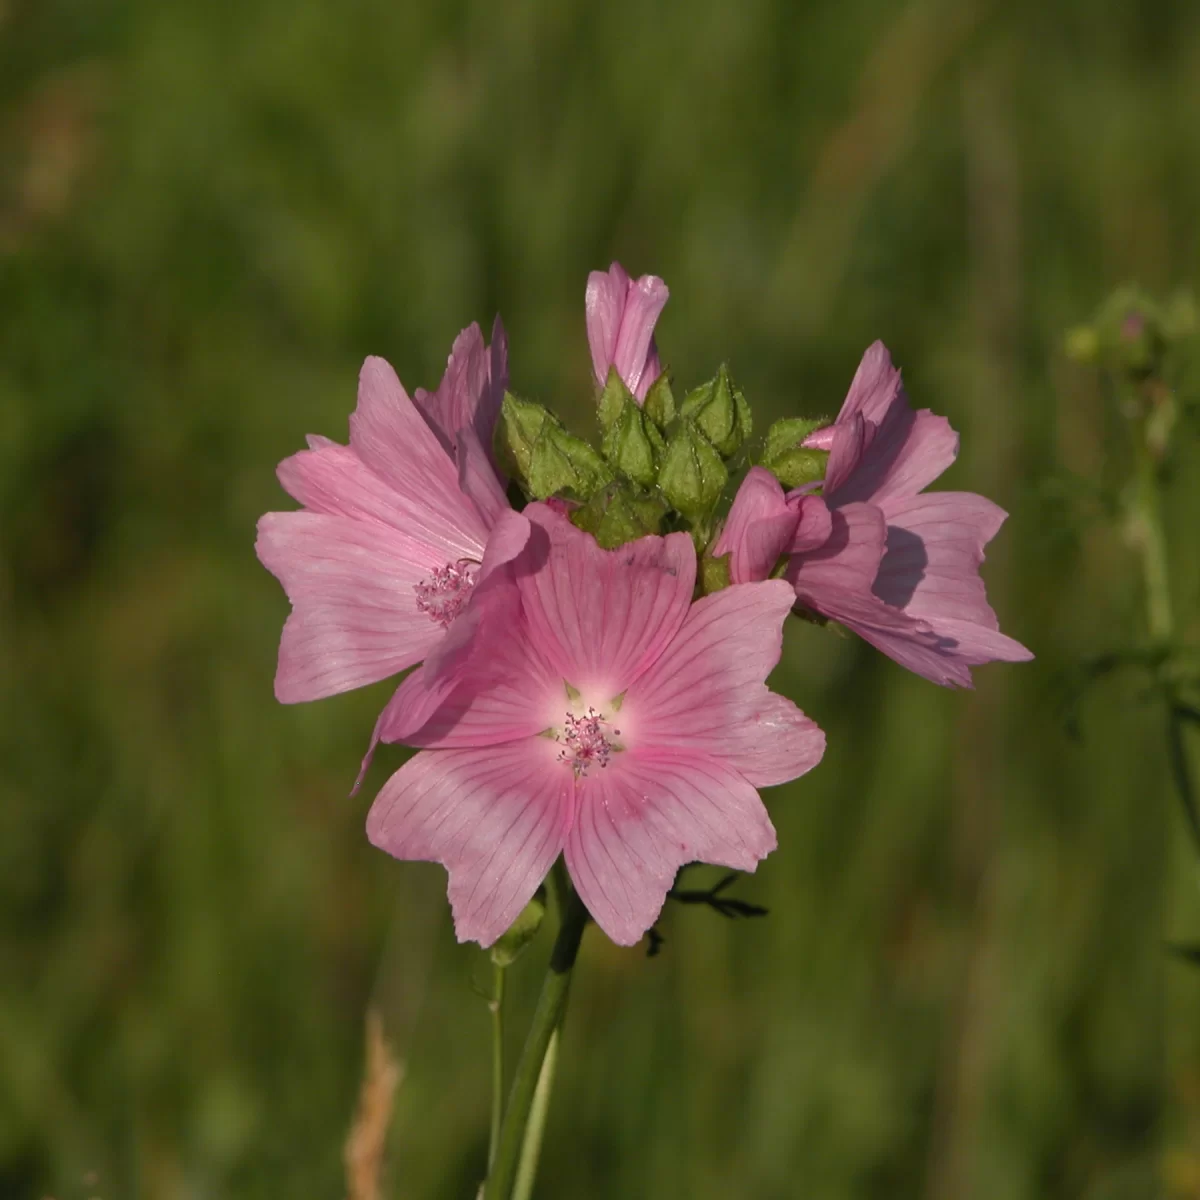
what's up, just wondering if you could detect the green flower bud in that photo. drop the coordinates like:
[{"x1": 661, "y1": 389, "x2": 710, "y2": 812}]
[
  {"x1": 658, "y1": 419, "x2": 727, "y2": 522},
  {"x1": 529, "y1": 425, "x2": 613, "y2": 499},
  {"x1": 597, "y1": 366, "x2": 633, "y2": 432},
  {"x1": 642, "y1": 372, "x2": 676, "y2": 429},
  {"x1": 571, "y1": 482, "x2": 667, "y2": 549},
  {"x1": 497, "y1": 391, "x2": 612, "y2": 500},
  {"x1": 601, "y1": 399, "x2": 659, "y2": 489},
  {"x1": 490, "y1": 888, "x2": 546, "y2": 968},
  {"x1": 679, "y1": 364, "x2": 752, "y2": 457}
]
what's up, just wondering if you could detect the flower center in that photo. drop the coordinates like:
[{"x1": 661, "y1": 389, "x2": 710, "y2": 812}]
[
  {"x1": 413, "y1": 561, "x2": 478, "y2": 628},
  {"x1": 557, "y1": 706, "x2": 620, "y2": 777}
]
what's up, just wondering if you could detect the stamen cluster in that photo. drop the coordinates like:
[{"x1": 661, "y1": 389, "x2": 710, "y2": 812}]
[
  {"x1": 557, "y1": 707, "x2": 619, "y2": 777},
  {"x1": 414, "y1": 562, "x2": 478, "y2": 628}
]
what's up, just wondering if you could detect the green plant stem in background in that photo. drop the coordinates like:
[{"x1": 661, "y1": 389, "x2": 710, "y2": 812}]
[
  {"x1": 485, "y1": 863, "x2": 588, "y2": 1200},
  {"x1": 1130, "y1": 398, "x2": 1200, "y2": 854},
  {"x1": 1132, "y1": 426, "x2": 1172, "y2": 647},
  {"x1": 512, "y1": 1025, "x2": 561, "y2": 1200},
  {"x1": 488, "y1": 961, "x2": 506, "y2": 1172}
]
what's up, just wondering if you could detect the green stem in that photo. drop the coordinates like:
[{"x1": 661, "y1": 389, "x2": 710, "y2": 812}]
[
  {"x1": 511, "y1": 1025, "x2": 561, "y2": 1200},
  {"x1": 1133, "y1": 419, "x2": 1172, "y2": 646},
  {"x1": 488, "y1": 961, "x2": 506, "y2": 1172},
  {"x1": 485, "y1": 863, "x2": 588, "y2": 1200}
]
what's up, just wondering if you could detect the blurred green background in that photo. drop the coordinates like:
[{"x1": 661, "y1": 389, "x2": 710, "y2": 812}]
[{"x1": 4, "y1": 0, "x2": 1200, "y2": 1196}]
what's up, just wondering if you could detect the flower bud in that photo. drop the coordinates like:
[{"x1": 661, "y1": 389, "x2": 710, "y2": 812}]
[
  {"x1": 490, "y1": 888, "x2": 546, "y2": 968},
  {"x1": 497, "y1": 391, "x2": 613, "y2": 499},
  {"x1": 601, "y1": 396, "x2": 659, "y2": 489},
  {"x1": 658, "y1": 419, "x2": 727, "y2": 522},
  {"x1": 679, "y1": 364, "x2": 752, "y2": 458},
  {"x1": 642, "y1": 372, "x2": 676, "y2": 429}
]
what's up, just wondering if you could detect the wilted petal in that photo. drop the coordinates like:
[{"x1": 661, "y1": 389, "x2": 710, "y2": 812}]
[
  {"x1": 565, "y1": 750, "x2": 776, "y2": 946},
  {"x1": 367, "y1": 742, "x2": 569, "y2": 947},
  {"x1": 628, "y1": 580, "x2": 824, "y2": 788},
  {"x1": 256, "y1": 511, "x2": 440, "y2": 702}
]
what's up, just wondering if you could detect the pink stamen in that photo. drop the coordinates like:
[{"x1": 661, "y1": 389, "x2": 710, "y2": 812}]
[
  {"x1": 557, "y1": 707, "x2": 619, "y2": 777},
  {"x1": 414, "y1": 561, "x2": 478, "y2": 628}
]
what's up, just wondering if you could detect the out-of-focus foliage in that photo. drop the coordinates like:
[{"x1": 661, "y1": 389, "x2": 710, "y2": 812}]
[{"x1": 3, "y1": 0, "x2": 1200, "y2": 1197}]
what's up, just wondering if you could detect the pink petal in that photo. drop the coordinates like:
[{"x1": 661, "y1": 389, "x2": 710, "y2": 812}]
[
  {"x1": 348, "y1": 356, "x2": 492, "y2": 548},
  {"x1": 818, "y1": 344, "x2": 958, "y2": 505},
  {"x1": 786, "y1": 492, "x2": 834, "y2": 555},
  {"x1": 413, "y1": 323, "x2": 489, "y2": 452},
  {"x1": 585, "y1": 262, "x2": 669, "y2": 400},
  {"x1": 369, "y1": 511, "x2": 533, "y2": 752},
  {"x1": 613, "y1": 275, "x2": 669, "y2": 400},
  {"x1": 517, "y1": 505, "x2": 696, "y2": 693},
  {"x1": 256, "y1": 511, "x2": 441, "y2": 702},
  {"x1": 456, "y1": 426, "x2": 509, "y2": 529},
  {"x1": 626, "y1": 580, "x2": 825, "y2": 788},
  {"x1": 875, "y1": 492, "x2": 1033, "y2": 666},
  {"x1": 836, "y1": 340, "x2": 904, "y2": 426},
  {"x1": 276, "y1": 440, "x2": 485, "y2": 564},
  {"x1": 785, "y1": 503, "x2": 971, "y2": 687},
  {"x1": 564, "y1": 750, "x2": 777, "y2": 946},
  {"x1": 585, "y1": 263, "x2": 632, "y2": 382},
  {"x1": 713, "y1": 467, "x2": 799, "y2": 584},
  {"x1": 367, "y1": 742, "x2": 570, "y2": 947}
]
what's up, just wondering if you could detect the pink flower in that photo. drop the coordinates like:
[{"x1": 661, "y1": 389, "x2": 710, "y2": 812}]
[
  {"x1": 366, "y1": 505, "x2": 825, "y2": 947},
  {"x1": 256, "y1": 325, "x2": 517, "y2": 711},
  {"x1": 716, "y1": 343, "x2": 1032, "y2": 686},
  {"x1": 585, "y1": 262, "x2": 669, "y2": 401}
]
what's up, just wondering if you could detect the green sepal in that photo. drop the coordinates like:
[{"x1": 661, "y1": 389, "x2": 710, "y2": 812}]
[
  {"x1": 570, "y1": 483, "x2": 667, "y2": 549},
  {"x1": 490, "y1": 888, "x2": 546, "y2": 968},
  {"x1": 763, "y1": 416, "x2": 827, "y2": 463},
  {"x1": 658, "y1": 419, "x2": 727, "y2": 522},
  {"x1": 495, "y1": 391, "x2": 551, "y2": 485},
  {"x1": 768, "y1": 447, "x2": 829, "y2": 488},
  {"x1": 643, "y1": 372, "x2": 676, "y2": 429},
  {"x1": 601, "y1": 399, "x2": 659, "y2": 489},
  {"x1": 597, "y1": 366, "x2": 633, "y2": 432},
  {"x1": 679, "y1": 364, "x2": 752, "y2": 457},
  {"x1": 700, "y1": 550, "x2": 732, "y2": 596},
  {"x1": 762, "y1": 415, "x2": 831, "y2": 488}
]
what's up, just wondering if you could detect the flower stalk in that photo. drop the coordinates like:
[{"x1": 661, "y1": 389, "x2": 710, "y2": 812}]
[{"x1": 485, "y1": 862, "x2": 588, "y2": 1200}]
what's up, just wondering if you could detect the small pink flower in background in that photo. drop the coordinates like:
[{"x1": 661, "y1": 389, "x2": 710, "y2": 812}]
[
  {"x1": 585, "y1": 262, "x2": 669, "y2": 401},
  {"x1": 367, "y1": 505, "x2": 825, "y2": 948},
  {"x1": 717, "y1": 343, "x2": 1032, "y2": 686},
  {"x1": 256, "y1": 325, "x2": 516, "y2": 711}
]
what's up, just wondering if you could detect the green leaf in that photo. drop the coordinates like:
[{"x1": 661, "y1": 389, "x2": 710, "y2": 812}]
[{"x1": 700, "y1": 551, "x2": 732, "y2": 595}]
